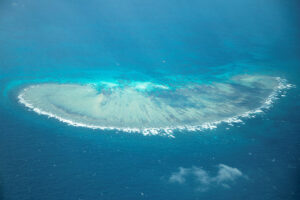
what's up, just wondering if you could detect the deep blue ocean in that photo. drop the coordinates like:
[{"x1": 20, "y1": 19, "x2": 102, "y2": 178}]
[{"x1": 0, "y1": 0, "x2": 299, "y2": 199}]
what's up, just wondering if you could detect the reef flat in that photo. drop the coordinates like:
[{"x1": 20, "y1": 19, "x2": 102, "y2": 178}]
[{"x1": 18, "y1": 75, "x2": 292, "y2": 135}]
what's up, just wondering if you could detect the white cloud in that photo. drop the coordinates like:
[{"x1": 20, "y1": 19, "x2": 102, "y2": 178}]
[
  {"x1": 192, "y1": 167, "x2": 210, "y2": 185},
  {"x1": 169, "y1": 164, "x2": 246, "y2": 191},
  {"x1": 214, "y1": 164, "x2": 243, "y2": 183},
  {"x1": 169, "y1": 167, "x2": 190, "y2": 184}
]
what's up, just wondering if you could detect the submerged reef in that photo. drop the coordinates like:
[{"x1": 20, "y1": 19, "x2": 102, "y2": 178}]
[{"x1": 18, "y1": 75, "x2": 292, "y2": 136}]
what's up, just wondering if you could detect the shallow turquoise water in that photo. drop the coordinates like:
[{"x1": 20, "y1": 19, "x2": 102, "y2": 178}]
[{"x1": 0, "y1": 0, "x2": 299, "y2": 199}]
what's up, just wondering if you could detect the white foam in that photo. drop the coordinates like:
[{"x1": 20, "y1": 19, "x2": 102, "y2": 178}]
[
  {"x1": 131, "y1": 82, "x2": 169, "y2": 91},
  {"x1": 17, "y1": 77, "x2": 294, "y2": 137}
]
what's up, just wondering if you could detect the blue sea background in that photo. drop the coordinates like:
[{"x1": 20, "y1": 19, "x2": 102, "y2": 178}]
[{"x1": 0, "y1": 0, "x2": 299, "y2": 199}]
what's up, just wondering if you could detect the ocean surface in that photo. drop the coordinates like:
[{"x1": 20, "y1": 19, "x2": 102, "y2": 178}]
[{"x1": 0, "y1": 0, "x2": 299, "y2": 199}]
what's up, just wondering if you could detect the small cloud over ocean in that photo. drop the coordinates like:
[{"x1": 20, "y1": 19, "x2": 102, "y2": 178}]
[{"x1": 169, "y1": 164, "x2": 246, "y2": 191}]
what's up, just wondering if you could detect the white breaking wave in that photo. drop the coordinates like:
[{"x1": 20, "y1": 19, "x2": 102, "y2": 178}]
[{"x1": 17, "y1": 76, "x2": 294, "y2": 137}]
